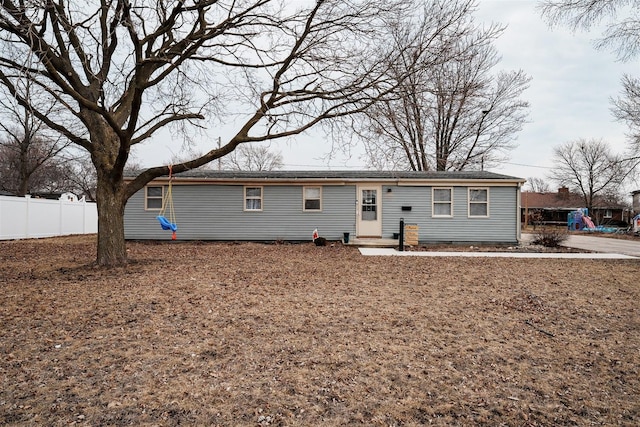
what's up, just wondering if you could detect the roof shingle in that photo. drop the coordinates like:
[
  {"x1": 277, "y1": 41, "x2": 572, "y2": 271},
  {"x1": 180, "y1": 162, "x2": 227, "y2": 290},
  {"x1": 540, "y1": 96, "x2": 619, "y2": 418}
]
[{"x1": 128, "y1": 169, "x2": 524, "y2": 181}]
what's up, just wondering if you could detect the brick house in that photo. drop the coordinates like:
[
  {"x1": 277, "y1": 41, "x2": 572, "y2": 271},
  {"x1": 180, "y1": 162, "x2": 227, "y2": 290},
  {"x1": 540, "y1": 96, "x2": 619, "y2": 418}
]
[{"x1": 521, "y1": 187, "x2": 630, "y2": 227}]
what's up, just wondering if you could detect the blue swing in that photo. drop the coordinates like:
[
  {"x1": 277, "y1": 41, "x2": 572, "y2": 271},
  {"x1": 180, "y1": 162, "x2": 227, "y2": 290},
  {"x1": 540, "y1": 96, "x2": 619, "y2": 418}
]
[
  {"x1": 157, "y1": 214, "x2": 177, "y2": 231},
  {"x1": 156, "y1": 166, "x2": 178, "y2": 239}
]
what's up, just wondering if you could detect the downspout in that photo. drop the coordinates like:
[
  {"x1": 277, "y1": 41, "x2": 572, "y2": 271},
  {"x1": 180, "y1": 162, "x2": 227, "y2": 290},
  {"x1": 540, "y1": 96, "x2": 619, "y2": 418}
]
[
  {"x1": 517, "y1": 182, "x2": 522, "y2": 244},
  {"x1": 524, "y1": 191, "x2": 528, "y2": 228}
]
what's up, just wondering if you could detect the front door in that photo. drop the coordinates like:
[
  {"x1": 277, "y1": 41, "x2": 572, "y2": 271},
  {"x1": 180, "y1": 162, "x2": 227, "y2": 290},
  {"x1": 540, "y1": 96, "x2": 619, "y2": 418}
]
[{"x1": 357, "y1": 185, "x2": 382, "y2": 237}]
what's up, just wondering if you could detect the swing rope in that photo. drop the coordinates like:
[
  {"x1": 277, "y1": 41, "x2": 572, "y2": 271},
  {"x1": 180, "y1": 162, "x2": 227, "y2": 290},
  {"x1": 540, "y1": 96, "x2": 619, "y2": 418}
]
[{"x1": 157, "y1": 165, "x2": 177, "y2": 239}]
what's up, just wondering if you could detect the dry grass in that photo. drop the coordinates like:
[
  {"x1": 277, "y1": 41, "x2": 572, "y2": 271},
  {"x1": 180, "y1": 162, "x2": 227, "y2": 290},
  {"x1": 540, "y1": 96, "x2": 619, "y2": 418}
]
[{"x1": 1, "y1": 236, "x2": 639, "y2": 426}]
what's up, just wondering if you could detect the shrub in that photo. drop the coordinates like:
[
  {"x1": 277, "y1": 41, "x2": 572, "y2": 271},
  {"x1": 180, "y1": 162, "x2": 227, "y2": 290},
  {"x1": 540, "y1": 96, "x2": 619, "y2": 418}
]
[{"x1": 531, "y1": 227, "x2": 569, "y2": 247}]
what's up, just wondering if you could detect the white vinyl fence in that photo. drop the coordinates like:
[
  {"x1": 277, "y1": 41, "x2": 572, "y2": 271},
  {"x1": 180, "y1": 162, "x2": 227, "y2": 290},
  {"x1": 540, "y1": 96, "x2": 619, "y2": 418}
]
[{"x1": 0, "y1": 195, "x2": 98, "y2": 240}]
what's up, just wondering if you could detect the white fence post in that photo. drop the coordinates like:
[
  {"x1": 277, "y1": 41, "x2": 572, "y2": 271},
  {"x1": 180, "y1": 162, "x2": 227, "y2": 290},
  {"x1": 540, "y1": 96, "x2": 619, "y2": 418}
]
[
  {"x1": 59, "y1": 198, "x2": 64, "y2": 236},
  {"x1": 25, "y1": 195, "x2": 31, "y2": 238},
  {"x1": 83, "y1": 199, "x2": 87, "y2": 233}
]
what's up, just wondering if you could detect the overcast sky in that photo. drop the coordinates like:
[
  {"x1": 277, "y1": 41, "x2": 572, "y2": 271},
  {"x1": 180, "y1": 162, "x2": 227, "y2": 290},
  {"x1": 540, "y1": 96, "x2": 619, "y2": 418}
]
[
  {"x1": 134, "y1": 0, "x2": 639, "y2": 187},
  {"x1": 473, "y1": 0, "x2": 638, "y2": 185}
]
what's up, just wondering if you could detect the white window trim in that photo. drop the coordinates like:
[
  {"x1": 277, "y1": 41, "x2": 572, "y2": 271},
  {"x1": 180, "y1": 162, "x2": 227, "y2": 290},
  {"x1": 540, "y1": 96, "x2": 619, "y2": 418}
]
[
  {"x1": 604, "y1": 209, "x2": 612, "y2": 219},
  {"x1": 432, "y1": 187, "x2": 453, "y2": 218},
  {"x1": 468, "y1": 187, "x2": 490, "y2": 218},
  {"x1": 244, "y1": 186, "x2": 263, "y2": 212},
  {"x1": 145, "y1": 185, "x2": 164, "y2": 211},
  {"x1": 303, "y1": 186, "x2": 322, "y2": 212}
]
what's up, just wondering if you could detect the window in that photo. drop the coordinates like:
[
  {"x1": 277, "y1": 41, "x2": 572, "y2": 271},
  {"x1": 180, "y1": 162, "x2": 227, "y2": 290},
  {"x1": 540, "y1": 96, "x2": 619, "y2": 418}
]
[
  {"x1": 303, "y1": 186, "x2": 322, "y2": 211},
  {"x1": 432, "y1": 187, "x2": 452, "y2": 217},
  {"x1": 468, "y1": 188, "x2": 489, "y2": 217},
  {"x1": 146, "y1": 186, "x2": 163, "y2": 210},
  {"x1": 244, "y1": 186, "x2": 263, "y2": 211},
  {"x1": 361, "y1": 189, "x2": 377, "y2": 220},
  {"x1": 604, "y1": 209, "x2": 612, "y2": 219}
]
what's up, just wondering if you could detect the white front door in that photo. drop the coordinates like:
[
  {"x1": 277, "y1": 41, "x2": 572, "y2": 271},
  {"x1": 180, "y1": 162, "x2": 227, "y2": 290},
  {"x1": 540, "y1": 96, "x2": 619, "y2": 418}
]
[{"x1": 357, "y1": 185, "x2": 382, "y2": 237}]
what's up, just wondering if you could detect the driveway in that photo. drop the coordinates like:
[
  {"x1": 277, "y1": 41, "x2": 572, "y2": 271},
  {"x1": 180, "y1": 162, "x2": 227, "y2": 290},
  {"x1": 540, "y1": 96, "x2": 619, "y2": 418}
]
[
  {"x1": 525, "y1": 233, "x2": 640, "y2": 257},
  {"x1": 563, "y1": 234, "x2": 640, "y2": 257}
]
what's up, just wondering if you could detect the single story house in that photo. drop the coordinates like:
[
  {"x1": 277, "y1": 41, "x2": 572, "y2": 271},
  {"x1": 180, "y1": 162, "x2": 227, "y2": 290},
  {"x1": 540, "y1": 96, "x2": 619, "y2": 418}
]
[
  {"x1": 522, "y1": 187, "x2": 630, "y2": 227},
  {"x1": 124, "y1": 170, "x2": 525, "y2": 244},
  {"x1": 632, "y1": 189, "x2": 640, "y2": 215}
]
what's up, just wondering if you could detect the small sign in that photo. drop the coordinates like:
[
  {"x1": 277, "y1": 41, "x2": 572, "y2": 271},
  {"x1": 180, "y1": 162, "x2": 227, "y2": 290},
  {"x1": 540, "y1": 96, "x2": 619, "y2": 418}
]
[{"x1": 404, "y1": 224, "x2": 419, "y2": 246}]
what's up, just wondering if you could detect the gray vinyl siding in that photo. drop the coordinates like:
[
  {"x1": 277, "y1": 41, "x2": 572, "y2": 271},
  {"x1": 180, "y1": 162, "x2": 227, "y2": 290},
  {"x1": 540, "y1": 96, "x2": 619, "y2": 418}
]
[
  {"x1": 125, "y1": 180, "x2": 520, "y2": 243},
  {"x1": 125, "y1": 184, "x2": 356, "y2": 241},
  {"x1": 381, "y1": 185, "x2": 518, "y2": 243}
]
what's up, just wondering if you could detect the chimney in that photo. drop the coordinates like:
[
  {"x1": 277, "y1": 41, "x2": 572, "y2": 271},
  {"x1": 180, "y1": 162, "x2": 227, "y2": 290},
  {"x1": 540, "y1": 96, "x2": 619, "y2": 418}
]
[{"x1": 558, "y1": 186, "x2": 569, "y2": 195}]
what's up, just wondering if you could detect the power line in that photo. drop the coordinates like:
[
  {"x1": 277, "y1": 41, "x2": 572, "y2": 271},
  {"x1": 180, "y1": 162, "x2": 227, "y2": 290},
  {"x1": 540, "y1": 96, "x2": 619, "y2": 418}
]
[
  {"x1": 501, "y1": 162, "x2": 551, "y2": 169},
  {"x1": 280, "y1": 163, "x2": 366, "y2": 169},
  {"x1": 281, "y1": 161, "x2": 552, "y2": 170}
]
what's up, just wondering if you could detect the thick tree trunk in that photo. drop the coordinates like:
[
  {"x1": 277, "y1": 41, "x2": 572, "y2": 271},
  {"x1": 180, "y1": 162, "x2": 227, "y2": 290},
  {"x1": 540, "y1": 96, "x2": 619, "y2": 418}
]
[
  {"x1": 95, "y1": 173, "x2": 128, "y2": 266},
  {"x1": 17, "y1": 149, "x2": 29, "y2": 197},
  {"x1": 17, "y1": 175, "x2": 29, "y2": 197}
]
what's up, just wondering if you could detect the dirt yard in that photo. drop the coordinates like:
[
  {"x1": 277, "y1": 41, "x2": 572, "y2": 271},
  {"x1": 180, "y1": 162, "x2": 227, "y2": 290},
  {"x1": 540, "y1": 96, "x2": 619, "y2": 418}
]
[{"x1": 1, "y1": 236, "x2": 639, "y2": 426}]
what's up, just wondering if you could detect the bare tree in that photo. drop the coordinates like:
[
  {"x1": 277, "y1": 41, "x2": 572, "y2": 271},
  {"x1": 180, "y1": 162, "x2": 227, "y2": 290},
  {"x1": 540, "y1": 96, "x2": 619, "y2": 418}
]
[
  {"x1": 0, "y1": 132, "x2": 96, "y2": 198},
  {"x1": 0, "y1": 89, "x2": 94, "y2": 199},
  {"x1": 355, "y1": 0, "x2": 530, "y2": 171},
  {"x1": 0, "y1": 130, "x2": 54, "y2": 195},
  {"x1": 0, "y1": 133, "x2": 71, "y2": 195},
  {"x1": 539, "y1": 0, "x2": 640, "y2": 61},
  {"x1": 165, "y1": 142, "x2": 282, "y2": 171},
  {"x1": 0, "y1": 76, "x2": 70, "y2": 196},
  {"x1": 612, "y1": 75, "x2": 640, "y2": 150},
  {"x1": 549, "y1": 138, "x2": 627, "y2": 214},
  {"x1": 222, "y1": 144, "x2": 283, "y2": 171},
  {"x1": 0, "y1": 0, "x2": 439, "y2": 266},
  {"x1": 526, "y1": 177, "x2": 551, "y2": 193},
  {"x1": 61, "y1": 154, "x2": 98, "y2": 201},
  {"x1": 540, "y1": 0, "x2": 640, "y2": 160}
]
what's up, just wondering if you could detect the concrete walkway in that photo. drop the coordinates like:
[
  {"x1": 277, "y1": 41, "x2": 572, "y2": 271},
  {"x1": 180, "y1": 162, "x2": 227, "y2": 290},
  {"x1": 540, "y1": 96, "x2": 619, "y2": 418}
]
[
  {"x1": 358, "y1": 247, "x2": 637, "y2": 259},
  {"x1": 359, "y1": 233, "x2": 640, "y2": 259}
]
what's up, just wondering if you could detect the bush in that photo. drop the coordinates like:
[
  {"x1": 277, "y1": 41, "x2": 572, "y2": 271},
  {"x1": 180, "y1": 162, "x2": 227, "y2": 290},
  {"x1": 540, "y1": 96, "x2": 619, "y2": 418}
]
[{"x1": 531, "y1": 227, "x2": 569, "y2": 247}]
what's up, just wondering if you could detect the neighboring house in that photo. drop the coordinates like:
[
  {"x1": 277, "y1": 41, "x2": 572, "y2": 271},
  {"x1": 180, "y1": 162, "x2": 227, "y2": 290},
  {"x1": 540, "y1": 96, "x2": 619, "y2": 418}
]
[
  {"x1": 631, "y1": 189, "x2": 640, "y2": 215},
  {"x1": 522, "y1": 187, "x2": 629, "y2": 227},
  {"x1": 124, "y1": 170, "x2": 525, "y2": 244},
  {"x1": 30, "y1": 192, "x2": 68, "y2": 200}
]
